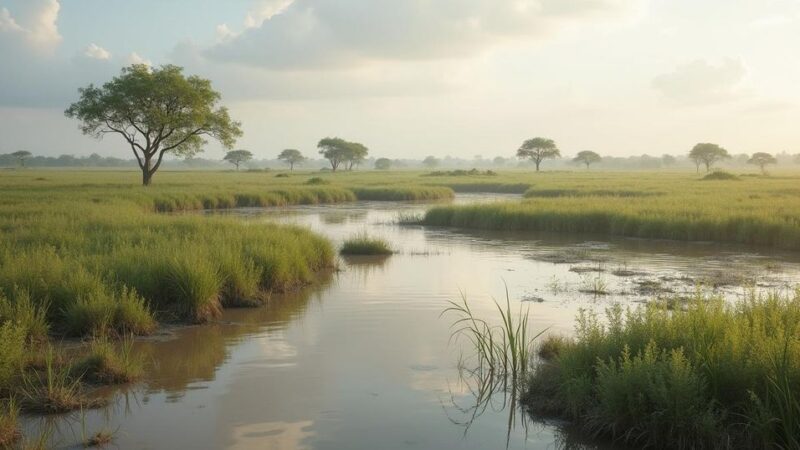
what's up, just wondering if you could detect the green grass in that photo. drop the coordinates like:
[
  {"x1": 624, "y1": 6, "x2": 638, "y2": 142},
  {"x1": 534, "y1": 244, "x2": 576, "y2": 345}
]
[
  {"x1": 340, "y1": 233, "x2": 394, "y2": 255},
  {"x1": 17, "y1": 348, "x2": 106, "y2": 414},
  {"x1": 71, "y1": 337, "x2": 143, "y2": 385},
  {"x1": 351, "y1": 186, "x2": 454, "y2": 201},
  {"x1": 422, "y1": 171, "x2": 800, "y2": 249},
  {"x1": 524, "y1": 292, "x2": 800, "y2": 449}
]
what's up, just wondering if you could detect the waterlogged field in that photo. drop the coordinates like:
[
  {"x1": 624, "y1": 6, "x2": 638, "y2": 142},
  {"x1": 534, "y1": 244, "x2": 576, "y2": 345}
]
[{"x1": 1, "y1": 169, "x2": 799, "y2": 449}]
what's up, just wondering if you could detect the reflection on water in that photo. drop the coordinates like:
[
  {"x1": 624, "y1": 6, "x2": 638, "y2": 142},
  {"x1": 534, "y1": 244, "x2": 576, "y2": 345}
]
[{"x1": 26, "y1": 194, "x2": 800, "y2": 449}]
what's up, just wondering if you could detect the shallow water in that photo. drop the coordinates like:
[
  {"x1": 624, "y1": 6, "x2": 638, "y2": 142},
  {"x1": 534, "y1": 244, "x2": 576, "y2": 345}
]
[{"x1": 26, "y1": 194, "x2": 800, "y2": 449}]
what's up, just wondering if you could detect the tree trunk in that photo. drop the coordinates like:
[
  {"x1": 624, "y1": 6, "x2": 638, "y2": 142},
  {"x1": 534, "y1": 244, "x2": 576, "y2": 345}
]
[
  {"x1": 290, "y1": 162, "x2": 294, "y2": 171},
  {"x1": 535, "y1": 161, "x2": 541, "y2": 172},
  {"x1": 235, "y1": 162, "x2": 240, "y2": 171},
  {"x1": 705, "y1": 161, "x2": 711, "y2": 172},
  {"x1": 142, "y1": 157, "x2": 153, "y2": 186},
  {"x1": 142, "y1": 168, "x2": 153, "y2": 186}
]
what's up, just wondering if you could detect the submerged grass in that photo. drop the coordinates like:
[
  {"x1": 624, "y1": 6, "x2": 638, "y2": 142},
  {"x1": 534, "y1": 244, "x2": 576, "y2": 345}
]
[{"x1": 524, "y1": 291, "x2": 800, "y2": 449}]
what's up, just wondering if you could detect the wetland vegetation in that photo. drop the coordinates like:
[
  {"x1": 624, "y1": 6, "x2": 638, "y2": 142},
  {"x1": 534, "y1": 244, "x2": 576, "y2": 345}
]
[{"x1": 1, "y1": 168, "x2": 800, "y2": 448}]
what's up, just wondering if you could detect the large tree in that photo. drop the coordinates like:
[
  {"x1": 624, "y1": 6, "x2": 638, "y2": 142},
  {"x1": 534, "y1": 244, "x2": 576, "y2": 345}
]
[
  {"x1": 11, "y1": 150, "x2": 31, "y2": 168},
  {"x1": 223, "y1": 149, "x2": 253, "y2": 171},
  {"x1": 277, "y1": 149, "x2": 306, "y2": 170},
  {"x1": 689, "y1": 143, "x2": 730, "y2": 172},
  {"x1": 748, "y1": 152, "x2": 777, "y2": 174},
  {"x1": 517, "y1": 137, "x2": 560, "y2": 171},
  {"x1": 65, "y1": 64, "x2": 242, "y2": 186},
  {"x1": 573, "y1": 150, "x2": 601, "y2": 169}
]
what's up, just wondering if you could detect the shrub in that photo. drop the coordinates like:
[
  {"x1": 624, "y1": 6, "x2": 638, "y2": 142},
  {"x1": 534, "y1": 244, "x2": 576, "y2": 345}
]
[{"x1": 702, "y1": 171, "x2": 740, "y2": 181}]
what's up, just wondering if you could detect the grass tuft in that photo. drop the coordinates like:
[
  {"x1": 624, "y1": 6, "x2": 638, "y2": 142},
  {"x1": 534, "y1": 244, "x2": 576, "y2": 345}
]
[
  {"x1": 340, "y1": 233, "x2": 394, "y2": 255},
  {"x1": 71, "y1": 337, "x2": 143, "y2": 385}
]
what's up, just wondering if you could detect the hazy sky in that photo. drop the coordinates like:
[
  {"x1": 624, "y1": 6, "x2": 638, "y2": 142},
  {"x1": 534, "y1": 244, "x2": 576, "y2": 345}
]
[{"x1": 0, "y1": 0, "x2": 798, "y2": 160}]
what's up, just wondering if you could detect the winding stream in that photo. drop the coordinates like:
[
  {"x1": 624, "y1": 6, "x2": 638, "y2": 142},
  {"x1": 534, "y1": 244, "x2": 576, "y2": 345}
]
[{"x1": 25, "y1": 194, "x2": 800, "y2": 449}]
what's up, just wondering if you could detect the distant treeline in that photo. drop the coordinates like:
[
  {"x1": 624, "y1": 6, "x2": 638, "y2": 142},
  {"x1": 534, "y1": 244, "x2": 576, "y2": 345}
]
[{"x1": 2, "y1": 151, "x2": 799, "y2": 170}]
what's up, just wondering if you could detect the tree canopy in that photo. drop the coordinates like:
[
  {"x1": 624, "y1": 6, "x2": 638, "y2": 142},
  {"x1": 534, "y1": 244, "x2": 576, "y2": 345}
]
[
  {"x1": 689, "y1": 143, "x2": 730, "y2": 172},
  {"x1": 748, "y1": 152, "x2": 777, "y2": 174},
  {"x1": 517, "y1": 137, "x2": 560, "y2": 171},
  {"x1": 423, "y1": 156, "x2": 440, "y2": 168},
  {"x1": 573, "y1": 150, "x2": 601, "y2": 169},
  {"x1": 374, "y1": 158, "x2": 392, "y2": 170},
  {"x1": 278, "y1": 149, "x2": 306, "y2": 170},
  {"x1": 223, "y1": 149, "x2": 253, "y2": 170},
  {"x1": 65, "y1": 64, "x2": 242, "y2": 185},
  {"x1": 317, "y1": 137, "x2": 369, "y2": 171},
  {"x1": 11, "y1": 151, "x2": 31, "y2": 168}
]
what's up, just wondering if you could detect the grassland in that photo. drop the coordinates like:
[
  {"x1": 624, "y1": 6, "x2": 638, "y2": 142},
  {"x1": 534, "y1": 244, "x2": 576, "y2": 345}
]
[
  {"x1": 525, "y1": 292, "x2": 800, "y2": 449},
  {"x1": 1, "y1": 167, "x2": 799, "y2": 442},
  {"x1": 422, "y1": 171, "x2": 800, "y2": 250}
]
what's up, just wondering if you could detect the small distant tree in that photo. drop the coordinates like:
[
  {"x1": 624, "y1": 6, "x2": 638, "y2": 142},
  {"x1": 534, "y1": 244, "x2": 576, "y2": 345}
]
[
  {"x1": 423, "y1": 156, "x2": 439, "y2": 169},
  {"x1": 661, "y1": 154, "x2": 676, "y2": 167},
  {"x1": 374, "y1": 158, "x2": 392, "y2": 170},
  {"x1": 517, "y1": 137, "x2": 560, "y2": 172},
  {"x1": 345, "y1": 142, "x2": 369, "y2": 170},
  {"x1": 11, "y1": 150, "x2": 32, "y2": 168},
  {"x1": 223, "y1": 149, "x2": 253, "y2": 170},
  {"x1": 573, "y1": 150, "x2": 601, "y2": 169},
  {"x1": 748, "y1": 152, "x2": 777, "y2": 174},
  {"x1": 317, "y1": 137, "x2": 349, "y2": 171},
  {"x1": 318, "y1": 137, "x2": 367, "y2": 171},
  {"x1": 689, "y1": 143, "x2": 730, "y2": 172},
  {"x1": 65, "y1": 64, "x2": 242, "y2": 185},
  {"x1": 277, "y1": 149, "x2": 305, "y2": 170},
  {"x1": 493, "y1": 156, "x2": 507, "y2": 167}
]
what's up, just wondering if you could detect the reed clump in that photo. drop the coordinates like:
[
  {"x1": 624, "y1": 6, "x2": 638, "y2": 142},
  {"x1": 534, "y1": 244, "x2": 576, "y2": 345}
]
[
  {"x1": 340, "y1": 233, "x2": 394, "y2": 255},
  {"x1": 524, "y1": 292, "x2": 800, "y2": 449}
]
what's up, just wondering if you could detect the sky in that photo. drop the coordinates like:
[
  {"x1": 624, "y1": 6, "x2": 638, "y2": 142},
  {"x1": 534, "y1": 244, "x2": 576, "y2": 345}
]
[{"x1": 0, "y1": 0, "x2": 798, "y2": 160}]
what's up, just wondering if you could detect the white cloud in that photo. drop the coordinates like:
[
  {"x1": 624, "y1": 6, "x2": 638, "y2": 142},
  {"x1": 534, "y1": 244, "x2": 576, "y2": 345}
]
[
  {"x1": 208, "y1": 0, "x2": 643, "y2": 69},
  {"x1": 244, "y1": 0, "x2": 295, "y2": 29},
  {"x1": 652, "y1": 58, "x2": 748, "y2": 105},
  {"x1": 84, "y1": 43, "x2": 111, "y2": 60},
  {"x1": 128, "y1": 52, "x2": 152, "y2": 67},
  {"x1": 0, "y1": 0, "x2": 61, "y2": 52},
  {"x1": 215, "y1": 24, "x2": 236, "y2": 42}
]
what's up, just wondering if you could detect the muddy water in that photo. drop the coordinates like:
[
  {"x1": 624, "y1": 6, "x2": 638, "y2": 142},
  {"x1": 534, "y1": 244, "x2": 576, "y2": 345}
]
[{"x1": 28, "y1": 194, "x2": 800, "y2": 449}]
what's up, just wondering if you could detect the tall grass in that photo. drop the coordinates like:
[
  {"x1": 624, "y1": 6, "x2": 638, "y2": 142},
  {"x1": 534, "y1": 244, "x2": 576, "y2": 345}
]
[
  {"x1": 524, "y1": 292, "x2": 800, "y2": 449},
  {"x1": 0, "y1": 398, "x2": 19, "y2": 447},
  {"x1": 445, "y1": 290, "x2": 546, "y2": 383},
  {"x1": 351, "y1": 186, "x2": 454, "y2": 201}
]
